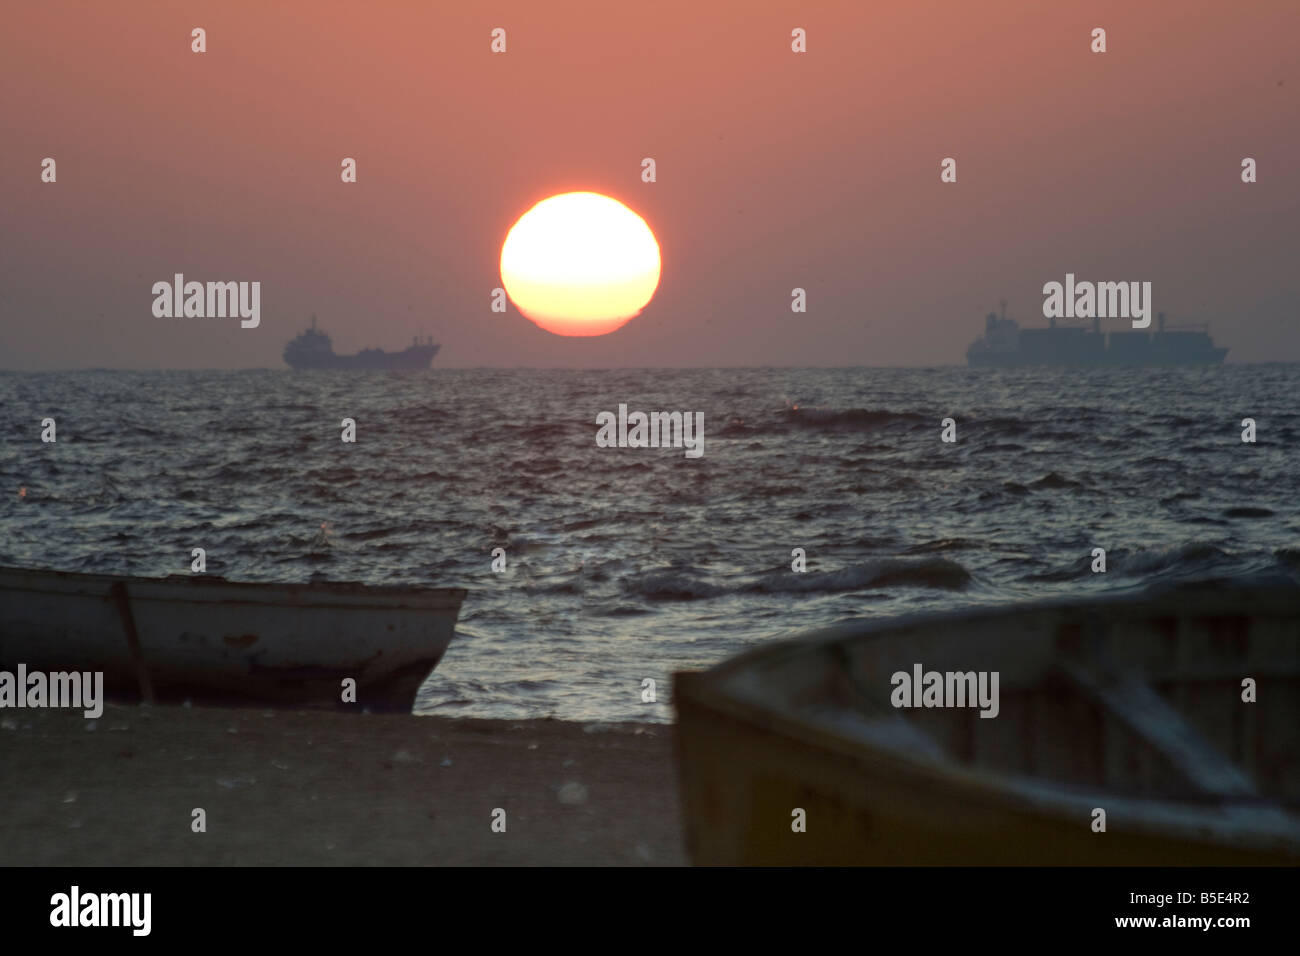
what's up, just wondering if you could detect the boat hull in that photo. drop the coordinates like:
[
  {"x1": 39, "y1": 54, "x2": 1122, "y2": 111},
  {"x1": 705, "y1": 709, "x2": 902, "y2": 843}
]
[
  {"x1": 284, "y1": 344, "x2": 440, "y2": 371},
  {"x1": 0, "y1": 567, "x2": 466, "y2": 712},
  {"x1": 675, "y1": 584, "x2": 1300, "y2": 865}
]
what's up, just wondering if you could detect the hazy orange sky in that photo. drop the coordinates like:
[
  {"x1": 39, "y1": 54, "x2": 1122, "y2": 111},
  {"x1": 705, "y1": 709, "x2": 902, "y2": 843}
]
[{"x1": 2, "y1": 0, "x2": 1297, "y2": 368}]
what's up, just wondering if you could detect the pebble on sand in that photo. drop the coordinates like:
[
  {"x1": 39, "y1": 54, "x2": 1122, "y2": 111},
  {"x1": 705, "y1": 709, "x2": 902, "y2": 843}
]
[{"x1": 557, "y1": 782, "x2": 588, "y2": 805}]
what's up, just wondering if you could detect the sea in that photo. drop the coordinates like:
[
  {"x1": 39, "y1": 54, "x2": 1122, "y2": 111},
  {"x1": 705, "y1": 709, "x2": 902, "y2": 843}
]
[{"x1": 2, "y1": 365, "x2": 1297, "y2": 722}]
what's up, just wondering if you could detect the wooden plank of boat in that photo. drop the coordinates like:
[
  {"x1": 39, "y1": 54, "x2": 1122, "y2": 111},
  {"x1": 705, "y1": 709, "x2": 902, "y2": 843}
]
[
  {"x1": 674, "y1": 582, "x2": 1300, "y2": 865},
  {"x1": 1055, "y1": 662, "x2": 1257, "y2": 798},
  {"x1": 0, "y1": 566, "x2": 467, "y2": 712}
]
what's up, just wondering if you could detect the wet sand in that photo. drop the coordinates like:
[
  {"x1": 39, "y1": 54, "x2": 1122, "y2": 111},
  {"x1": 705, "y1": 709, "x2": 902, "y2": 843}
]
[{"x1": 0, "y1": 704, "x2": 685, "y2": 866}]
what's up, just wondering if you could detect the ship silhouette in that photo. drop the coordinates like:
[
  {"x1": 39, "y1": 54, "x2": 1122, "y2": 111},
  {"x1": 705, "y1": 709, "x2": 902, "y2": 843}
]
[
  {"x1": 966, "y1": 302, "x2": 1227, "y2": 367},
  {"x1": 283, "y1": 316, "x2": 440, "y2": 370}
]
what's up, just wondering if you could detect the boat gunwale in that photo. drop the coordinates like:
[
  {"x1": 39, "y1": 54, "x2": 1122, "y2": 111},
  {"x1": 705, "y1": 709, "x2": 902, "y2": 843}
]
[
  {"x1": 0, "y1": 565, "x2": 468, "y2": 608},
  {"x1": 681, "y1": 581, "x2": 1300, "y2": 688}
]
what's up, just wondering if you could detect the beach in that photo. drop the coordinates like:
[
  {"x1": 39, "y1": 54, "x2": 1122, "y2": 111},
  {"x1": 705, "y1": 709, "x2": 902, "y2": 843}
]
[{"x1": 0, "y1": 704, "x2": 684, "y2": 866}]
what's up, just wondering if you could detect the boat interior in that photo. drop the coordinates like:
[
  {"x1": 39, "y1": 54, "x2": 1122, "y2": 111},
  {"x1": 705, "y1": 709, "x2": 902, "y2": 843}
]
[{"x1": 719, "y1": 587, "x2": 1299, "y2": 812}]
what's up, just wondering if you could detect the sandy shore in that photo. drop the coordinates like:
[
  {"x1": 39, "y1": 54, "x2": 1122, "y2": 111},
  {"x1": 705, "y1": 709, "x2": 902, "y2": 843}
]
[{"x1": 0, "y1": 704, "x2": 685, "y2": 866}]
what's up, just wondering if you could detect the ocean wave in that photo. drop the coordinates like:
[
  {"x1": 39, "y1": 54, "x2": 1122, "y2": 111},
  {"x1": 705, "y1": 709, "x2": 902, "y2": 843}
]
[
  {"x1": 621, "y1": 556, "x2": 975, "y2": 602},
  {"x1": 623, "y1": 570, "x2": 727, "y2": 601},
  {"x1": 1023, "y1": 541, "x2": 1251, "y2": 583},
  {"x1": 1223, "y1": 506, "x2": 1275, "y2": 518},
  {"x1": 972, "y1": 442, "x2": 1027, "y2": 454},
  {"x1": 1273, "y1": 547, "x2": 1300, "y2": 567},
  {"x1": 904, "y1": 538, "x2": 981, "y2": 554},
  {"x1": 782, "y1": 406, "x2": 926, "y2": 431},
  {"x1": 1029, "y1": 472, "x2": 1083, "y2": 490},
  {"x1": 1115, "y1": 542, "x2": 1231, "y2": 576},
  {"x1": 712, "y1": 418, "x2": 758, "y2": 438},
  {"x1": 750, "y1": 558, "x2": 972, "y2": 594}
]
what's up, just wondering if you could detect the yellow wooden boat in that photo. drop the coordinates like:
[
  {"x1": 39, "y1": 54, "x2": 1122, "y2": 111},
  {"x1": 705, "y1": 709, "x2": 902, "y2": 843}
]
[{"x1": 674, "y1": 583, "x2": 1300, "y2": 865}]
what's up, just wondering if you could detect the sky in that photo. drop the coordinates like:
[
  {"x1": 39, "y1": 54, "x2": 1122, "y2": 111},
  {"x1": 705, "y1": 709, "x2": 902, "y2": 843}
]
[{"x1": 2, "y1": 0, "x2": 1297, "y2": 369}]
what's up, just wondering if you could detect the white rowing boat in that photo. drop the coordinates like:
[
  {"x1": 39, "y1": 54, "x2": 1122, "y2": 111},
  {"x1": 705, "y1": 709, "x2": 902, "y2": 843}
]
[{"x1": 0, "y1": 566, "x2": 466, "y2": 712}]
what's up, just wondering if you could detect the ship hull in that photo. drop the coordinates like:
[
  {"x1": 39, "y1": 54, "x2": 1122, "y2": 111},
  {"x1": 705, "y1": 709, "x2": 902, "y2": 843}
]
[
  {"x1": 285, "y1": 344, "x2": 440, "y2": 371},
  {"x1": 968, "y1": 349, "x2": 1227, "y2": 367},
  {"x1": 967, "y1": 312, "x2": 1228, "y2": 367}
]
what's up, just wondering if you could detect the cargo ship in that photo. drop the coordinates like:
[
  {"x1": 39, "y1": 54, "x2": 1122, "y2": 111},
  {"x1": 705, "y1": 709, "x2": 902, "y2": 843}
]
[
  {"x1": 283, "y1": 316, "x2": 440, "y2": 370},
  {"x1": 966, "y1": 303, "x2": 1228, "y2": 367}
]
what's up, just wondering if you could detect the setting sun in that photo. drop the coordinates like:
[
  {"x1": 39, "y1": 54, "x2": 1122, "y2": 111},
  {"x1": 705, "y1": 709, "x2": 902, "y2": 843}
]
[{"x1": 500, "y1": 192, "x2": 661, "y2": 336}]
